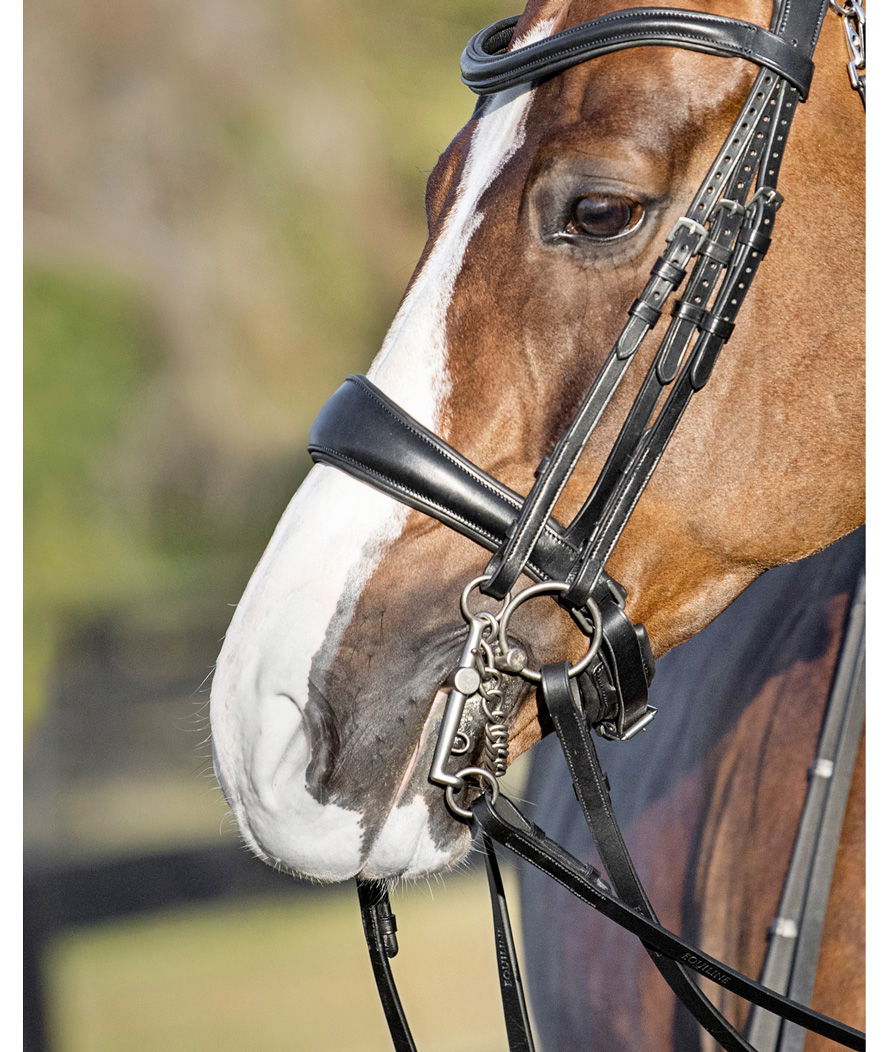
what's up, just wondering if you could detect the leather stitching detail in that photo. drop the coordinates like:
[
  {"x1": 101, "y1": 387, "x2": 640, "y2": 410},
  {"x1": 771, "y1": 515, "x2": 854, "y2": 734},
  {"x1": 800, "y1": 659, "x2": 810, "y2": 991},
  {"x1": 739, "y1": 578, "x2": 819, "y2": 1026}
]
[
  {"x1": 465, "y1": 9, "x2": 813, "y2": 94},
  {"x1": 309, "y1": 446, "x2": 557, "y2": 582},
  {"x1": 349, "y1": 377, "x2": 579, "y2": 556},
  {"x1": 478, "y1": 32, "x2": 786, "y2": 81}
]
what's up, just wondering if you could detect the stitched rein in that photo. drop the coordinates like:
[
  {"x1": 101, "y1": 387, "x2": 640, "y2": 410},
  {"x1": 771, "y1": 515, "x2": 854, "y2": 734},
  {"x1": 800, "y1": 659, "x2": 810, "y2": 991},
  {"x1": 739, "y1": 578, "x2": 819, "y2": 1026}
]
[{"x1": 307, "y1": 0, "x2": 865, "y2": 1049}]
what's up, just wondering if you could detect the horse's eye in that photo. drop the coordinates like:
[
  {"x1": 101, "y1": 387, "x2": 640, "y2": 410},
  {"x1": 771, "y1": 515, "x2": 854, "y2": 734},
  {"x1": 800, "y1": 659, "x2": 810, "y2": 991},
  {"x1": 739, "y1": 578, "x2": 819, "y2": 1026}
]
[{"x1": 567, "y1": 194, "x2": 644, "y2": 240}]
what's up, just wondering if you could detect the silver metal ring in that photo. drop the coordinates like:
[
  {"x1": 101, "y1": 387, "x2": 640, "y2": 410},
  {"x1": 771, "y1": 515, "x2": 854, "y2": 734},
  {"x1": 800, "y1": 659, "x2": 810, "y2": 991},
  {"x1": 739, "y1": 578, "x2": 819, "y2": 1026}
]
[
  {"x1": 450, "y1": 732, "x2": 471, "y2": 756},
  {"x1": 444, "y1": 766, "x2": 500, "y2": 820},
  {"x1": 496, "y1": 581, "x2": 603, "y2": 684},
  {"x1": 459, "y1": 575, "x2": 511, "y2": 623}
]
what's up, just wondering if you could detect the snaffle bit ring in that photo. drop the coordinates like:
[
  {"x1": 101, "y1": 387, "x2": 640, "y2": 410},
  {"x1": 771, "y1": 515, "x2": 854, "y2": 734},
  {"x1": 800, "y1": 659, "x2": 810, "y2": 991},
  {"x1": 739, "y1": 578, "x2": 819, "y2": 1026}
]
[
  {"x1": 496, "y1": 580, "x2": 603, "y2": 683},
  {"x1": 459, "y1": 574, "x2": 512, "y2": 623},
  {"x1": 444, "y1": 766, "x2": 500, "y2": 820}
]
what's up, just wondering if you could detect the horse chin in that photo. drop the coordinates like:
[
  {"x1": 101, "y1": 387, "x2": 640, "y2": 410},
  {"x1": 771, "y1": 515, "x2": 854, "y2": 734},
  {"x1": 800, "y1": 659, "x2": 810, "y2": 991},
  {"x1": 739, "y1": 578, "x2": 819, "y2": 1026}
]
[
  {"x1": 217, "y1": 764, "x2": 471, "y2": 883},
  {"x1": 211, "y1": 690, "x2": 473, "y2": 882},
  {"x1": 359, "y1": 794, "x2": 474, "y2": 881},
  {"x1": 228, "y1": 779, "x2": 470, "y2": 884},
  {"x1": 211, "y1": 740, "x2": 366, "y2": 883}
]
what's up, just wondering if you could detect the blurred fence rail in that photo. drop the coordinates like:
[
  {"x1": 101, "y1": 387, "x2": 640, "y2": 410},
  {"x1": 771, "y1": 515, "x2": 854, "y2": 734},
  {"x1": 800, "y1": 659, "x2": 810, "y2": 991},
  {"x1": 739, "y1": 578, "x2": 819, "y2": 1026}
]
[{"x1": 25, "y1": 0, "x2": 509, "y2": 1048}]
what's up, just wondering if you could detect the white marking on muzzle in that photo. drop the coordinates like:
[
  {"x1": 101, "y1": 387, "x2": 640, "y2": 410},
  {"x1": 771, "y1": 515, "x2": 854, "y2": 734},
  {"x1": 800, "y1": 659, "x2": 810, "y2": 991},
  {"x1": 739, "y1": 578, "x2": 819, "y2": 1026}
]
[
  {"x1": 362, "y1": 794, "x2": 462, "y2": 880},
  {"x1": 211, "y1": 24, "x2": 552, "y2": 880},
  {"x1": 211, "y1": 466, "x2": 407, "y2": 880}
]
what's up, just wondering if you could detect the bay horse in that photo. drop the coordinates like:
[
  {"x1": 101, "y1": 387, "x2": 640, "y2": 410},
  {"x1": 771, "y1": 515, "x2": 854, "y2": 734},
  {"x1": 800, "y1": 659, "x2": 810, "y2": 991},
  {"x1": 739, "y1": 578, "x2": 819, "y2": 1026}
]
[
  {"x1": 520, "y1": 526, "x2": 863, "y2": 1049},
  {"x1": 209, "y1": 0, "x2": 864, "y2": 1047}
]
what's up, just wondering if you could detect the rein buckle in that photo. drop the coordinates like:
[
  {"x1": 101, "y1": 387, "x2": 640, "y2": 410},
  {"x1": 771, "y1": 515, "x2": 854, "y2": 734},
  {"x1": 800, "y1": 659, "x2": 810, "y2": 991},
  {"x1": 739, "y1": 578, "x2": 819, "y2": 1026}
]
[{"x1": 596, "y1": 703, "x2": 658, "y2": 741}]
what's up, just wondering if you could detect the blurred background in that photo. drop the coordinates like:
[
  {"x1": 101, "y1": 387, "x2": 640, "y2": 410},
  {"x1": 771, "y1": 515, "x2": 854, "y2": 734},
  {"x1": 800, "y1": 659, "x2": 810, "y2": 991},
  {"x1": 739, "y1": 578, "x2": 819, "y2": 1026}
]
[{"x1": 23, "y1": 1, "x2": 522, "y2": 1048}]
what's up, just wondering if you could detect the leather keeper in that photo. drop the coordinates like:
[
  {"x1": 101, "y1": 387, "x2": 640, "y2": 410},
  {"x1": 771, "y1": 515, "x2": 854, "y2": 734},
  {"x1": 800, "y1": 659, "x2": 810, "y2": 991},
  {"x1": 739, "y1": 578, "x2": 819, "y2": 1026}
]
[
  {"x1": 564, "y1": 553, "x2": 601, "y2": 609},
  {"x1": 671, "y1": 299, "x2": 706, "y2": 325},
  {"x1": 698, "y1": 238, "x2": 733, "y2": 265},
  {"x1": 738, "y1": 226, "x2": 772, "y2": 254},
  {"x1": 649, "y1": 254, "x2": 686, "y2": 285},
  {"x1": 628, "y1": 297, "x2": 662, "y2": 327},
  {"x1": 700, "y1": 312, "x2": 735, "y2": 341}
]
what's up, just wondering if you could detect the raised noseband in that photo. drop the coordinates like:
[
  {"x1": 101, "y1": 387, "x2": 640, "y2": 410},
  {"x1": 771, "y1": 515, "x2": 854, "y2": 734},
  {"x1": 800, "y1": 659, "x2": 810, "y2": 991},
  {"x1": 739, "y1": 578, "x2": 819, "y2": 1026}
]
[{"x1": 309, "y1": 0, "x2": 865, "y2": 1046}]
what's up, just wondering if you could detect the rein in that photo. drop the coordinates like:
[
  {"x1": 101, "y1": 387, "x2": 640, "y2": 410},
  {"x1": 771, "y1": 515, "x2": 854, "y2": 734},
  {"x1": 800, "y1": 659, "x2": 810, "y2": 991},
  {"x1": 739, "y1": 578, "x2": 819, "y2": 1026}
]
[{"x1": 307, "y1": 0, "x2": 865, "y2": 1047}]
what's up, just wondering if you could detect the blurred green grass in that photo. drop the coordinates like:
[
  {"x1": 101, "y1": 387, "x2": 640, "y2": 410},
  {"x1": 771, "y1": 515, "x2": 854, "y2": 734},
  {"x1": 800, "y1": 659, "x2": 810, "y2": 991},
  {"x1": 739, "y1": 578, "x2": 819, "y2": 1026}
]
[
  {"x1": 24, "y1": 264, "x2": 160, "y2": 730},
  {"x1": 47, "y1": 869, "x2": 525, "y2": 1052}
]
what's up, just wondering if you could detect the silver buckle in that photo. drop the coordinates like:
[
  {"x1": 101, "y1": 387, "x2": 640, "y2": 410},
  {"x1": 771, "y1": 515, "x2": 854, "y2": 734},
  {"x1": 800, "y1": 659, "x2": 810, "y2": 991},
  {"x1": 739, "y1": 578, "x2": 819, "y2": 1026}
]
[
  {"x1": 746, "y1": 186, "x2": 784, "y2": 211},
  {"x1": 714, "y1": 197, "x2": 746, "y2": 217},
  {"x1": 597, "y1": 704, "x2": 657, "y2": 742},
  {"x1": 667, "y1": 216, "x2": 708, "y2": 255}
]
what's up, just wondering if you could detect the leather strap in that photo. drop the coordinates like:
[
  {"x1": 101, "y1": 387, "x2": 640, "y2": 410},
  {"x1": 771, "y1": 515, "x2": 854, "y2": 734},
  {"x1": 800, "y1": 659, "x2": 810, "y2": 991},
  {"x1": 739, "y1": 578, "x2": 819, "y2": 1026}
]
[
  {"x1": 483, "y1": 67, "x2": 793, "y2": 604},
  {"x1": 746, "y1": 571, "x2": 866, "y2": 1051},
  {"x1": 482, "y1": 834, "x2": 536, "y2": 1051},
  {"x1": 356, "y1": 880, "x2": 417, "y2": 1052},
  {"x1": 539, "y1": 663, "x2": 754, "y2": 1052},
  {"x1": 562, "y1": 76, "x2": 793, "y2": 574},
  {"x1": 563, "y1": 188, "x2": 784, "y2": 602},
  {"x1": 309, "y1": 375, "x2": 656, "y2": 740},
  {"x1": 480, "y1": 63, "x2": 785, "y2": 601},
  {"x1": 770, "y1": 0, "x2": 829, "y2": 60},
  {"x1": 357, "y1": 851, "x2": 535, "y2": 1052},
  {"x1": 473, "y1": 793, "x2": 865, "y2": 1051},
  {"x1": 461, "y1": 9, "x2": 815, "y2": 98}
]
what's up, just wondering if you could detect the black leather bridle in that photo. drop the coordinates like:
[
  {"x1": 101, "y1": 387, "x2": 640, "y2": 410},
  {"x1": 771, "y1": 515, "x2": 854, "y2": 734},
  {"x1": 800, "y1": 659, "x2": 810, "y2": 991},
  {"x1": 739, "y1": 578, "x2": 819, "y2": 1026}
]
[{"x1": 306, "y1": 1, "x2": 865, "y2": 1048}]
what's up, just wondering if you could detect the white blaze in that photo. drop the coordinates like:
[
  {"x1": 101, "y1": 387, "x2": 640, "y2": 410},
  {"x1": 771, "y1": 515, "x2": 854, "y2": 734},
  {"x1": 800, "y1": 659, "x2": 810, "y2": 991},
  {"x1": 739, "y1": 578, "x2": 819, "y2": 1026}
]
[{"x1": 210, "y1": 20, "x2": 553, "y2": 880}]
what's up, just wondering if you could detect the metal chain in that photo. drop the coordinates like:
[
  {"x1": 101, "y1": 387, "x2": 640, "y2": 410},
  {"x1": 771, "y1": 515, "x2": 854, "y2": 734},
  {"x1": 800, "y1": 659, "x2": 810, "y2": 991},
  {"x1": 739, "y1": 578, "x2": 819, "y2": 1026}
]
[
  {"x1": 478, "y1": 638, "x2": 509, "y2": 777},
  {"x1": 431, "y1": 576, "x2": 603, "y2": 818},
  {"x1": 830, "y1": 0, "x2": 866, "y2": 108}
]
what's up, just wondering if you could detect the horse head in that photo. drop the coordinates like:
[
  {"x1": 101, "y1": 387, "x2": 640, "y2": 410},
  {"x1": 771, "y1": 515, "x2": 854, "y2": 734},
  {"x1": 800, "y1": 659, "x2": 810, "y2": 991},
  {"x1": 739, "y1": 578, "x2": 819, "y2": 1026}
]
[{"x1": 210, "y1": 0, "x2": 863, "y2": 883}]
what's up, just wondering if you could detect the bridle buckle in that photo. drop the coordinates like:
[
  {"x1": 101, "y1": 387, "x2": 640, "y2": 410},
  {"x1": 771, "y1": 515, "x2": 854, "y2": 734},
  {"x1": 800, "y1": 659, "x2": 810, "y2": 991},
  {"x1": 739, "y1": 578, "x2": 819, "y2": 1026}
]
[
  {"x1": 667, "y1": 216, "x2": 708, "y2": 254},
  {"x1": 596, "y1": 703, "x2": 658, "y2": 742},
  {"x1": 747, "y1": 186, "x2": 784, "y2": 210}
]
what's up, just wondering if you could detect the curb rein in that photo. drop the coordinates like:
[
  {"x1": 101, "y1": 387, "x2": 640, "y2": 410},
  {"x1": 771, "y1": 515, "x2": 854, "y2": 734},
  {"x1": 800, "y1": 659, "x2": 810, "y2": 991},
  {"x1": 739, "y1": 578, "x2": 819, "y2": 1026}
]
[{"x1": 307, "y1": 2, "x2": 865, "y2": 1049}]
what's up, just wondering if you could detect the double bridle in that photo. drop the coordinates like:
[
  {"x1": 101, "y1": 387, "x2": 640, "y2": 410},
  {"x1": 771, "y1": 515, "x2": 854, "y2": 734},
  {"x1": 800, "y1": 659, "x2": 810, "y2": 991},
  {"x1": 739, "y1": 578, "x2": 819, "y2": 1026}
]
[{"x1": 306, "y1": 1, "x2": 865, "y2": 1049}]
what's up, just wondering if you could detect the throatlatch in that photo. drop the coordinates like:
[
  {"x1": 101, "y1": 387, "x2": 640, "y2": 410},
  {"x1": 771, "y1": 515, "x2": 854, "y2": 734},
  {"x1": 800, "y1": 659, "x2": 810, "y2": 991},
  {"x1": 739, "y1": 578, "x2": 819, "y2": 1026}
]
[{"x1": 307, "y1": 0, "x2": 866, "y2": 1048}]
